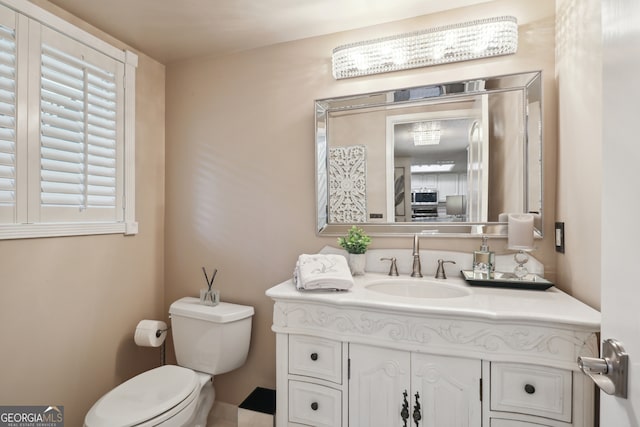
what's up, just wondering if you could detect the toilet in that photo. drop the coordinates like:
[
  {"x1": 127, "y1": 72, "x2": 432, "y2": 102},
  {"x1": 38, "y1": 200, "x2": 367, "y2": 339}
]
[{"x1": 84, "y1": 297, "x2": 254, "y2": 427}]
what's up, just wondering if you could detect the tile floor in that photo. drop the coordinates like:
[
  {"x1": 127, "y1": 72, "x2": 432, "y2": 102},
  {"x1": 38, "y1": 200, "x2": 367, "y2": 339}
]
[
  {"x1": 207, "y1": 402, "x2": 237, "y2": 427},
  {"x1": 208, "y1": 419, "x2": 236, "y2": 427}
]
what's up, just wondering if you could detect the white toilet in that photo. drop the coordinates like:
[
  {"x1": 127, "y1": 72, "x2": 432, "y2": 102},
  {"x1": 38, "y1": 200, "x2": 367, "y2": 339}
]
[{"x1": 84, "y1": 297, "x2": 254, "y2": 427}]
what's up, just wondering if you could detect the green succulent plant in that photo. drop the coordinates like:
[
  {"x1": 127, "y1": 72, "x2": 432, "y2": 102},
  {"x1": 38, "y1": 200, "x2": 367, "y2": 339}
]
[{"x1": 337, "y1": 226, "x2": 372, "y2": 254}]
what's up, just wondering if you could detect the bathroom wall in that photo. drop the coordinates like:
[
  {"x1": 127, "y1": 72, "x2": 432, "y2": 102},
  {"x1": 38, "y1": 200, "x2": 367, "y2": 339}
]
[
  {"x1": 165, "y1": 0, "x2": 557, "y2": 406},
  {"x1": 555, "y1": 0, "x2": 602, "y2": 310},
  {"x1": 0, "y1": 2, "x2": 166, "y2": 426}
]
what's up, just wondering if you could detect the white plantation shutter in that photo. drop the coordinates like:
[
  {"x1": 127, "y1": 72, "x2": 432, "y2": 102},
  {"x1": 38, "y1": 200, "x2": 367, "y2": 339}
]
[
  {"x1": 0, "y1": 22, "x2": 15, "y2": 223},
  {"x1": 0, "y1": 1, "x2": 136, "y2": 239},
  {"x1": 38, "y1": 28, "x2": 124, "y2": 223}
]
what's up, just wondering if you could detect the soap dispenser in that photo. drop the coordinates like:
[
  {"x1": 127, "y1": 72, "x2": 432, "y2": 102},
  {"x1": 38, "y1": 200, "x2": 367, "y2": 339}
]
[{"x1": 473, "y1": 235, "x2": 495, "y2": 278}]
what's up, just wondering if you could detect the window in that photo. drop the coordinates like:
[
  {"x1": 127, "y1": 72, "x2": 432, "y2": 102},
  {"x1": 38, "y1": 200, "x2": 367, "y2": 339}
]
[
  {"x1": 0, "y1": 0, "x2": 137, "y2": 239},
  {"x1": 38, "y1": 27, "x2": 123, "y2": 223}
]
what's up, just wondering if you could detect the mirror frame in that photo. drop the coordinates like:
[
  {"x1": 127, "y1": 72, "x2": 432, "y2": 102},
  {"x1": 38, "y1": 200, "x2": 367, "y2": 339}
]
[{"x1": 315, "y1": 71, "x2": 543, "y2": 237}]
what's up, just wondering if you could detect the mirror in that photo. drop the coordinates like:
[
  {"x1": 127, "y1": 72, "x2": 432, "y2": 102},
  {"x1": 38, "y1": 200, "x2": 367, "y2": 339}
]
[{"x1": 316, "y1": 71, "x2": 543, "y2": 237}]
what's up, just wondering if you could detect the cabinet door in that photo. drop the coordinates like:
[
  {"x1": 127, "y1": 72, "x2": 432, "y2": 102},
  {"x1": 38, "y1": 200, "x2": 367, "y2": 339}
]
[
  {"x1": 411, "y1": 353, "x2": 482, "y2": 427},
  {"x1": 349, "y1": 344, "x2": 410, "y2": 427}
]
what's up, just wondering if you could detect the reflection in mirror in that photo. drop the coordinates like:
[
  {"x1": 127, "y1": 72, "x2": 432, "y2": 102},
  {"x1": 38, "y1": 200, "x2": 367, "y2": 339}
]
[
  {"x1": 388, "y1": 109, "x2": 483, "y2": 223},
  {"x1": 316, "y1": 71, "x2": 543, "y2": 237}
]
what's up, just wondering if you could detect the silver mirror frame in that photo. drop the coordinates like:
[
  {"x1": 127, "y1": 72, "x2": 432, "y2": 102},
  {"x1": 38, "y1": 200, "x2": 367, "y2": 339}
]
[{"x1": 315, "y1": 71, "x2": 543, "y2": 237}]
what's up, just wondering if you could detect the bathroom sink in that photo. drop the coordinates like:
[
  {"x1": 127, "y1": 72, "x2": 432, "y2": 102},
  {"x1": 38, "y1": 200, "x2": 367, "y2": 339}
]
[{"x1": 365, "y1": 279, "x2": 471, "y2": 299}]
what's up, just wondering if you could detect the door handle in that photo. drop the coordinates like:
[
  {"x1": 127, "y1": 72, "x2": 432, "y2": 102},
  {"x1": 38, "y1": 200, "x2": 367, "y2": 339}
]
[{"x1": 577, "y1": 338, "x2": 628, "y2": 398}]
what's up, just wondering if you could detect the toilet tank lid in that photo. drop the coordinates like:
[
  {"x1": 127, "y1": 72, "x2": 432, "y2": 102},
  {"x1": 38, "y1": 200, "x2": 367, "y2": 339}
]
[{"x1": 169, "y1": 297, "x2": 254, "y2": 323}]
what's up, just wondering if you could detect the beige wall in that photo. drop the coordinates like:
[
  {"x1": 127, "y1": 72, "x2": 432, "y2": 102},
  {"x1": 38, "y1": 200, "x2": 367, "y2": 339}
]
[
  {"x1": 0, "y1": 2, "x2": 166, "y2": 426},
  {"x1": 555, "y1": 0, "x2": 602, "y2": 309},
  {"x1": 165, "y1": 0, "x2": 558, "y2": 406}
]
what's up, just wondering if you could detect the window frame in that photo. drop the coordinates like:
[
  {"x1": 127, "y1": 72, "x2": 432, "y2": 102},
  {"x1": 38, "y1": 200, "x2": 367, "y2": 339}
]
[{"x1": 0, "y1": 0, "x2": 137, "y2": 240}]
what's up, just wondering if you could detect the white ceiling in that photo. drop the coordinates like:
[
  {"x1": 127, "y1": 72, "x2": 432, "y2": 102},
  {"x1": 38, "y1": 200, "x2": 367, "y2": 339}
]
[
  {"x1": 42, "y1": 0, "x2": 492, "y2": 64},
  {"x1": 395, "y1": 119, "x2": 472, "y2": 173}
]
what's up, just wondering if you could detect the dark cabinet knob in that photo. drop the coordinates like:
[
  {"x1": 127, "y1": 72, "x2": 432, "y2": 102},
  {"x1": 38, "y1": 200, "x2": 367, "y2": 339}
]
[
  {"x1": 310, "y1": 352, "x2": 318, "y2": 361},
  {"x1": 311, "y1": 402, "x2": 319, "y2": 411},
  {"x1": 524, "y1": 384, "x2": 536, "y2": 394}
]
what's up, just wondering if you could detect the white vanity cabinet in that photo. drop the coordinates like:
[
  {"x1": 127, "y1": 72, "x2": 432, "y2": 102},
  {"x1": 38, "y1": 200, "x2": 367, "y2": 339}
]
[
  {"x1": 349, "y1": 344, "x2": 481, "y2": 427},
  {"x1": 267, "y1": 273, "x2": 600, "y2": 427}
]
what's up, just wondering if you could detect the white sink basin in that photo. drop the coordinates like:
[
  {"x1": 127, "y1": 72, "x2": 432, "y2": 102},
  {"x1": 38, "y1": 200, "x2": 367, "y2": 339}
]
[{"x1": 365, "y1": 279, "x2": 471, "y2": 299}]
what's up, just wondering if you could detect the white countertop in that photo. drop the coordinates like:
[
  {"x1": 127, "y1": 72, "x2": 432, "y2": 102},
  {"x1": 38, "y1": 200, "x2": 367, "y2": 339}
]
[{"x1": 266, "y1": 272, "x2": 601, "y2": 331}]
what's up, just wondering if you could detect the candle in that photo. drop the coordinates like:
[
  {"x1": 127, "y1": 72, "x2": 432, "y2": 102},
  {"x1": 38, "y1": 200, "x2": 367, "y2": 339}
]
[{"x1": 508, "y1": 214, "x2": 534, "y2": 250}]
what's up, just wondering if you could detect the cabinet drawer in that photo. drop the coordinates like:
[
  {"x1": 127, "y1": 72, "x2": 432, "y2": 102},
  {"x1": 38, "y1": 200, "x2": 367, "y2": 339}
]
[
  {"x1": 491, "y1": 363, "x2": 572, "y2": 422},
  {"x1": 288, "y1": 380, "x2": 342, "y2": 427},
  {"x1": 289, "y1": 335, "x2": 342, "y2": 383}
]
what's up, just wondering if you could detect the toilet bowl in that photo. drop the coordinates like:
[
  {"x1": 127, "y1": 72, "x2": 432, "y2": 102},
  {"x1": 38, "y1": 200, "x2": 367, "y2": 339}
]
[{"x1": 85, "y1": 297, "x2": 254, "y2": 427}]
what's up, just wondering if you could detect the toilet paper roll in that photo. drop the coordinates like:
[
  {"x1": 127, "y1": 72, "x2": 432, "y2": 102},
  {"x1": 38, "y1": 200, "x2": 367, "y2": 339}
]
[{"x1": 134, "y1": 320, "x2": 167, "y2": 348}]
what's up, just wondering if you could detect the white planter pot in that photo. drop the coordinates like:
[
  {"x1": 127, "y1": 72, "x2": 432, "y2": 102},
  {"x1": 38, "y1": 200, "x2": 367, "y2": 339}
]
[{"x1": 348, "y1": 253, "x2": 366, "y2": 276}]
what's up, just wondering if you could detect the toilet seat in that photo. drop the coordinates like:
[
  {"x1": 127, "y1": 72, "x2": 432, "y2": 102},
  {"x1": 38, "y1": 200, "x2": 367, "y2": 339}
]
[{"x1": 85, "y1": 365, "x2": 200, "y2": 427}]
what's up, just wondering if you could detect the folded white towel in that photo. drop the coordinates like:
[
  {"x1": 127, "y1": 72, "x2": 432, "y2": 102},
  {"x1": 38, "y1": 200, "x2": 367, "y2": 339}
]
[{"x1": 294, "y1": 254, "x2": 354, "y2": 291}]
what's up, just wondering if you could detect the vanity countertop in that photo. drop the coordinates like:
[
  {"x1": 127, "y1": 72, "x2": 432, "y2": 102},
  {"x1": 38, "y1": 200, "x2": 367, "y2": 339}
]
[{"x1": 266, "y1": 273, "x2": 601, "y2": 331}]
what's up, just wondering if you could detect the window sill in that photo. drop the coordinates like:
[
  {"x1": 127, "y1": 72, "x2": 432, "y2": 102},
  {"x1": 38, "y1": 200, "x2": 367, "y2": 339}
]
[{"x1": 0, "y1": 221, "x2": 138, "y2": 240}]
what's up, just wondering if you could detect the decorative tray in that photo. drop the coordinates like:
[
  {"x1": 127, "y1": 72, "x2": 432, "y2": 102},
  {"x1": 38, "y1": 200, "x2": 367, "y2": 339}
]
[{"x1": 460, "y1": 270, "x2": 554, "y2": 291}]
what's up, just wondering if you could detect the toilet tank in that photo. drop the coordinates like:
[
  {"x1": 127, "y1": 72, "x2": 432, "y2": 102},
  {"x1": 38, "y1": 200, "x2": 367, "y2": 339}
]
[{"x1": 169, "y1": 297, "x2": 254, "y2": 375}]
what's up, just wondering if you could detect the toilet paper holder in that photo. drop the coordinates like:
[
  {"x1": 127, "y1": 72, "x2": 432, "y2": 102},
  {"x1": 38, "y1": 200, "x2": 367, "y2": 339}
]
[
  {"x1": 155, "y1": 327, "x2": 170, "y2": 338},
  {"x1": 135, "y1": 320, "x2": 171, "y2": 366},
  {"x1": 158, "y1": 327, "x2": 170, "y2": 366}
]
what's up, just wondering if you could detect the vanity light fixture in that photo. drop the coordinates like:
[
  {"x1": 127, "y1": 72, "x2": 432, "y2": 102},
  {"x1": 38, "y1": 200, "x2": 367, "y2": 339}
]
[
  {"x1": 332, "y1": 16, "x2": 518, "y2": 79},
  {"x1": 411, "y1": 163, "x2": 454, "y2": 173}
]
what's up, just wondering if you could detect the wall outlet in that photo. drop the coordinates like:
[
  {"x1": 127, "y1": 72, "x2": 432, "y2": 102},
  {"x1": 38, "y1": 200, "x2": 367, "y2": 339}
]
[{"x1": 555, "y1": 222, "x2": 565, "y2": 253}]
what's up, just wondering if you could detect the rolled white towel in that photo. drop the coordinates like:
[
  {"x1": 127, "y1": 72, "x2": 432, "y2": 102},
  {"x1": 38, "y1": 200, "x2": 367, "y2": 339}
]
[{"x1": 294, "y1": 254, "x2": 354, "y2": 291}]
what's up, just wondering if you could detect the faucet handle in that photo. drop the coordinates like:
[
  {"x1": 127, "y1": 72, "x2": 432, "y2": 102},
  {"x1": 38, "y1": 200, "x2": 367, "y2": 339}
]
[
  {"x1": 435, "y1": 259, "x2": 456, "y2": 279},
  {"x1": 380, "y1": 257, "x2": 399, "y2": 276}
]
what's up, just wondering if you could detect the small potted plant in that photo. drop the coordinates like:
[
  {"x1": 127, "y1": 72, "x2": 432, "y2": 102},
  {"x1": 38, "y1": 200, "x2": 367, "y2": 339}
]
[{"x1": 338, "y1": 226, "x2": 372, "y2": 275}]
